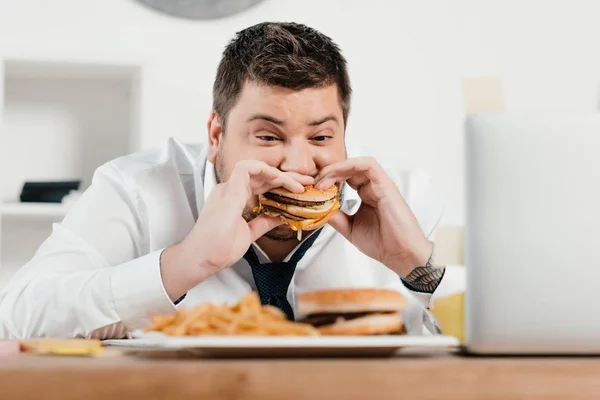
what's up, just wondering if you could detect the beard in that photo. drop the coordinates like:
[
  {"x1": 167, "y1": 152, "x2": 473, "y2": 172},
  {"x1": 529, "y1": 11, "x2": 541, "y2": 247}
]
[{"x1": 214, "y1": 152, "x2": 299, "y2": 242}]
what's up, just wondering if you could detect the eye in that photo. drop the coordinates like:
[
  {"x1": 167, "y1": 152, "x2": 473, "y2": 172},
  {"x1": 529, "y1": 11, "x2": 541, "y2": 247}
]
[
  {"x1": 312, "y1": 135, "x2": 332, "y2": 142},
  {"x1": 257, "y1": 135, "x2": 280, "y2": 142}
]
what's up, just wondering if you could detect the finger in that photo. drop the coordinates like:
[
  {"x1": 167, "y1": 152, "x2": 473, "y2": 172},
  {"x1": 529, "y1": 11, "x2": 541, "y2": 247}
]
[
  {"x1": 229, "y1": 160, "x2": 278, "y2": 190},
  {"x1": 314, "y1": 160, "x2": 343, "y2": 183},
  {"x1": 258, "y1": 174, "x2": 305, "y2": 194},
  {"x1": 247, "y1": 214, "x2": 284, "y2": 241},
  {"x1": 281, "y1": 171, "x2": 315, "y2": 186},
  {"x1": 230, "y1": 161, "x2": 305, "y2": 196},
  {"x1": 318, "y1": 161, "x2": 379, "y2": 187},
  {"x1": 327, "y1": 210, "x2": 353, "y2": 240},
  {"x1": 316, "y1": 173, "x2": 366, "y2": 192},
  {"x1": 253, "y1": 171, "x2": 314, "y2": 195},
  {"x1": 317, "y1": 168, "x2": 373, "y2": 192},
  {"x1": 260, "y1": 171, "x2": 314, "y2": 193},
  {"x1": 315, "y1": 158, "x2": 383, "y2": 190}
]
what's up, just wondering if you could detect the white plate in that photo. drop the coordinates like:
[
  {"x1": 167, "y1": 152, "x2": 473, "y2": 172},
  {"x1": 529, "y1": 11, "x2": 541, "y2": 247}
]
[{"x1": 103, "y1": 332, "x2": 459, "y2": 357}]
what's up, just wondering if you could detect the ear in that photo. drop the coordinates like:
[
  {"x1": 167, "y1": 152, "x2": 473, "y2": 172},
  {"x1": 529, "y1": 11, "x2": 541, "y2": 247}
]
[{"x1": 207, "y1": 111, "x2": 223, "y2": 164}]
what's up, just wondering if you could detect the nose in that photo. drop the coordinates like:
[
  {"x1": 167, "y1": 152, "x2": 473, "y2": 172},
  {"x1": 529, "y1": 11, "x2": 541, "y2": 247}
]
[{"x1": 279, "y1": 141, "x2": 317, "y2": 177}]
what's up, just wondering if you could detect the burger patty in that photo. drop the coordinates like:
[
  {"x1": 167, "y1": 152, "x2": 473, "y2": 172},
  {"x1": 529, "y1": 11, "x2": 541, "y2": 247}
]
[
  {"x1": 261, "y1": 206, "x2": 305, "y2": 221},
  {"x1": 298, "y1": 312, "x2": 391, "y2": 327},
  {"x1": 262, "y1": 192, "x2": 333, "y2": 207}
]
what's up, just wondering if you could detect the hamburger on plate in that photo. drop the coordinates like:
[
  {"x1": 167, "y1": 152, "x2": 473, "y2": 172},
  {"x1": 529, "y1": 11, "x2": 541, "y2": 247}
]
[{"x1": 296, "y1": 288, "x2": 407, "y2": 335}]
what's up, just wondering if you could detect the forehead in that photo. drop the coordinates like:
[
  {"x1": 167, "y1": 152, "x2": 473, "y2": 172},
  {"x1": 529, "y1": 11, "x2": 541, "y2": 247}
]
[{"x1": 230, "y1": 81, "x2": 343, "y2": 123}]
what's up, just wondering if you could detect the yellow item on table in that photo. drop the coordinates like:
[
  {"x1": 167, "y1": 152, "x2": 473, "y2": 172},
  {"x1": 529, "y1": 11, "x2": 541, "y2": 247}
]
[
  {"x1": 431, "y1": 292, "x2": 465, "y2": 343},
  {"x1": 21, "y1": 339, "x2": 103, "y2": 356}
]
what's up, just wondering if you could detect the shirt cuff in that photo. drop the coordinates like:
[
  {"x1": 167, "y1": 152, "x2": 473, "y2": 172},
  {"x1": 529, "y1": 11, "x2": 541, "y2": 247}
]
[
  {"x1": 408, "y1": 265, "x2": 467, "y2": 309},
  {"x1": 110, "y1": 250, "x2": 177, "y2": 331}
]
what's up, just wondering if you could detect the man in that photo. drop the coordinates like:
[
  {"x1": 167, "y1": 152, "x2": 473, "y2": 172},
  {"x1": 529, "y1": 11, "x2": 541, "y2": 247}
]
[{"x1": 0, "y1": 22, "x2": 460, "y2": 339}]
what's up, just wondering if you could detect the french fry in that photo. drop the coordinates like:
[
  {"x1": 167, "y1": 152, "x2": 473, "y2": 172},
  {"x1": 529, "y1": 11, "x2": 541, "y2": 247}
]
[
  {"x1": 261, "y1": 305, "x2": 287, "y2": 321},
  {"x1": 144, "y1": 292, "x2": 320, "y2": 336}
]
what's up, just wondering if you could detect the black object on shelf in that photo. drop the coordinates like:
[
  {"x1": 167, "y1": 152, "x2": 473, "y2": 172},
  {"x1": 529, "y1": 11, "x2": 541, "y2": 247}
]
[{"x1": 19, "y1": 181, "x2": 81, "y2": 203}]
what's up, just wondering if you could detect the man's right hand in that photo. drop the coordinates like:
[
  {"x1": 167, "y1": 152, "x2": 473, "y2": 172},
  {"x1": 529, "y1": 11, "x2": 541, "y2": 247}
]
[{"x1": 159, "y1": 160, "x2": 313, "y2": 302}]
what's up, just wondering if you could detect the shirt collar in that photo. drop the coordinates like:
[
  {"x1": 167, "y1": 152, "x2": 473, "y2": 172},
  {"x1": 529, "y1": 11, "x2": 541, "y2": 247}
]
[
  {"x1": 203, "y1": 159, "x2": 217, "y2": 204},
  {"x1": 339, "y1": 182, "x2": 360, "y2": 214}
]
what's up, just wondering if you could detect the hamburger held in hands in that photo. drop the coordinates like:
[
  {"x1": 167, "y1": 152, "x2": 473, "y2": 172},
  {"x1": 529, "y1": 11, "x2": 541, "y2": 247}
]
[{"x1": 255, "y1": 185, "x2": 341, "y2": 239}]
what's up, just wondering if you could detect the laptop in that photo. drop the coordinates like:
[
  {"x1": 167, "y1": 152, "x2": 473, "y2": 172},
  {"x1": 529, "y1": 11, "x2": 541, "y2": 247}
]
[{"x1": 464, "y1": 111, "x2": 600, "y2": 354}]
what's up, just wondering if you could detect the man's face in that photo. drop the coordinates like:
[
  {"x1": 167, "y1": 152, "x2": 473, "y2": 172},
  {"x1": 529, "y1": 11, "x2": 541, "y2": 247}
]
[{"x1": 207, "y1": 81, "x2": 347, "y2": 241}]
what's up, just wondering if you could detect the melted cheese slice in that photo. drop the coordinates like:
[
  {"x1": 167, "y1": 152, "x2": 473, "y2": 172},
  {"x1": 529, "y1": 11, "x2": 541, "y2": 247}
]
[
  {"x1": 286, "y1": 199, "x2": 341, "y2": 231},
  {"x1": 287, "y1": 218, "x2": 319, "y2": 231}
]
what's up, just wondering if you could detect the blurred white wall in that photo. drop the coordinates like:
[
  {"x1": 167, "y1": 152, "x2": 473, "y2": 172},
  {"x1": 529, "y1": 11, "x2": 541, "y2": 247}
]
[{"x1": 0, "y1": 0, "x2": 599, "y2": 224}]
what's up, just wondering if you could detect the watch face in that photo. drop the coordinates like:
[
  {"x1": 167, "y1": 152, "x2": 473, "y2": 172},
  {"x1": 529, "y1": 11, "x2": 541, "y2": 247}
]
[{"x1": 133, "y1": 0, "x2": 266, "y2": 20}]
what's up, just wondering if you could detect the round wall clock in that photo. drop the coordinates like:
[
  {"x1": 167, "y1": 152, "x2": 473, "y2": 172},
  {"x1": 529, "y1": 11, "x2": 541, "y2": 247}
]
[{"x1": 134, "y1": 0, "x2": 266, "y2": 20}]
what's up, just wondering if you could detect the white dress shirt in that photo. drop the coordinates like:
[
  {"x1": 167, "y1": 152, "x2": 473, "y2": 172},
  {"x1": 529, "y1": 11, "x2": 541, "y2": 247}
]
[{"x1": 0, "y1": 138, "x2": 464, "y2": 339}]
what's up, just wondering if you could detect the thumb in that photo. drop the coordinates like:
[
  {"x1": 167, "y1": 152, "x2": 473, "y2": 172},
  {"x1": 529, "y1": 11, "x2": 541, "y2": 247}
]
[
  {"x1": 327, "y1": 210, "x2": 353, "y2": 240},
  {"x1": 247, "y1": 214, "x2": 284, "y2": 241}
]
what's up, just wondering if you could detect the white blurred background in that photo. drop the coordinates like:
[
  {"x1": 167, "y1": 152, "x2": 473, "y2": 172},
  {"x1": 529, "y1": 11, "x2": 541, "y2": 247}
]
[{"x1": 0, "y1": 0, "x2": 599, "y2": 285}]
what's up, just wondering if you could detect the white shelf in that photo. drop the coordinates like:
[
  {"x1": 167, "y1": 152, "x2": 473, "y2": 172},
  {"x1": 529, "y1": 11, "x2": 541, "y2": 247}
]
[
  {"x1": 0, "y1": 58, "x2": 142, "y2": 285},
  {"x1": 0, "y1": 202, "x2": 69, "y2": 218},
  {"x1": 0, "y1": 58, "x2": 140, "y2": 201}
]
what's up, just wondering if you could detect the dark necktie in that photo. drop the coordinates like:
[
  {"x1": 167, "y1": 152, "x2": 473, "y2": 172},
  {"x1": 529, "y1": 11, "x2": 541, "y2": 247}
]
[{"x1": 243, "y1": 228, "x2": 323, "y2": 321}]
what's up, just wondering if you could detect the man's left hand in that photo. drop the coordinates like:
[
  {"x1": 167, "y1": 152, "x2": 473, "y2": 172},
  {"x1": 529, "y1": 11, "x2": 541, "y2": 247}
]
[{"x1": 315, "y1": 157, "x2": 433, "y2": 278}]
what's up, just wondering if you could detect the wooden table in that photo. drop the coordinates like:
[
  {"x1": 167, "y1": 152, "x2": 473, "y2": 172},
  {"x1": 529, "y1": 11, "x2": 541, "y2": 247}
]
[{"x1": 1, "y1": 348, "x2": 599, "y2": 400}]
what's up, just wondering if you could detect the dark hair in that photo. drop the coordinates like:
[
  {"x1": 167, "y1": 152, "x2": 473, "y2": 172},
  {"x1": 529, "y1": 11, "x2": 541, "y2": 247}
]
[{"x1": 213, "y1": 22, "x2": 351, "y2": 131}]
